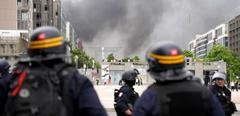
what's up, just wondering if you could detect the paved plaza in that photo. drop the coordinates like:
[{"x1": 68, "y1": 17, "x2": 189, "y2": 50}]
[{"x1": 94, "y1": 85, "x2": 240, "y2": 116}]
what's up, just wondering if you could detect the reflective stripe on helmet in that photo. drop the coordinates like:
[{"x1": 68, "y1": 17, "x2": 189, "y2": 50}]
[
  {"x1": 158, "y1": 58, "x2": 184, "y2": 64},
  {"x1": 29, "y1": 36, "x2": 63, "y2": 49},
  {"x1": 149, "y1": 53, "x2": 184, "y2": 64}
]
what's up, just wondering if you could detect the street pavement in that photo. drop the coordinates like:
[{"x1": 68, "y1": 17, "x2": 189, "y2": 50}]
[{"x1": 94, "y1": 85, "x2": 240, "y2": 116}]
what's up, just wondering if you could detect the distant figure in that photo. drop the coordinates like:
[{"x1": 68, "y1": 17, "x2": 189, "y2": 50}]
[
  {"x1": 108, "y1": 75, "x2": 112, "y2": 85},
  {"x1": 235, "y1": 81, "x2": 239, "y2": 92},
  {"x1": 204, "y1": 75, "x2": 210, "y2": 86},
  {"x1": 230, "y1": 81, "x2": 235, "y2": 91}
]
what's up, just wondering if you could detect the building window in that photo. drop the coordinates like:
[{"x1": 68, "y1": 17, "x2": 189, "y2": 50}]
[
  {"x1": 10, "y1": 44, "x2": 14, "y2": 54},
  {"x1": 56, "y1": 12, "x2": 58, "y2": 16},
  {"x1": 1, "y1": 45, "x2": 5, "y2": 54},
  {"x1": 45, "y1": 5, "x2": 48, "y2": 11},
  {"x1": 36, "y1": 23, "x2": 41, "y2": 27},
  {"x1": 22, "y1": 12, "x2": 28, "y2": 21},
  {"x1": 34, "y1": 3, "x2": 36, "y2": 8},
  {"x1": 36, "y1": 13, "x2": 41, "y2": 19}
]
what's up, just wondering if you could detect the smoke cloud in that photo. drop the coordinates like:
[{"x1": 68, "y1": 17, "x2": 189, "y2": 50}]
[{"x1": 63, "y1": 0, "x2": 240, "y2": 57}]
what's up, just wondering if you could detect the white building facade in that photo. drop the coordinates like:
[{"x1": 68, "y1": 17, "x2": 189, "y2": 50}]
[
  {"x1": 188, "y1": 24, "x2": 228, "y2": 58},
  {"x1": 0, "y1": 30, "x2": 29, "y2": 65}
]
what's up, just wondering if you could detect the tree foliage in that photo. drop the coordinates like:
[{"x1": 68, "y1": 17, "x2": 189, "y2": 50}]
[
  {"x1": 107, "y1": 53, "x2": 115, "y2": 62},
  {"x1": 183, "y1": 50, "x2": 193, "y2": 57},
  {"x1": 207, "y1": 45, "x2": 240, "y2": 81},
  {"x1": 105, "y1": 53, "x2": 141, "y2": 62},
  {"x1": 71, "y1": 48, "x2": 100, "y2": 69},
  {"x1": 133, "y1": 56, "x2": 140, "y2": 62}
]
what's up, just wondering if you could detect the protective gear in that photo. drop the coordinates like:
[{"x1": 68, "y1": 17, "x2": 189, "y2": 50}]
[
  {"x1": 0, "y1": 59, "x2": 10, "y2": 74},
  {"x1": 146, "y1": 42, "x2": 188, "y2": 82},
  {"x1": 210, "y1": 84, "x2": 237, "y2": 116},
  {"x1": 114, "y1": 85, "x2": 139, "y2": 116},
  {"x1": 133, "y1": 82, "x2": 226, "y2": 116},
  {"x1": 27, "y1": 26, "x2": 67, "y2": 61},
  {"x1": 122, "y1": 70, "x2": 138, "y2": 86},
  {"x1": 133, "y1": 69, "x2": 140, "y2": 75},
  {"x1": 212, "y1": 71, "x2": 226, "y2": 81},
  {"x1": 146, "y1": 42, "x2": 185, "y2": 72},
  {"x1": 152, "y1": 80, "x2": 212, "y2": 116},
  {"x1": 122, "y1": 70, "x2": 138, "y2": 82}
]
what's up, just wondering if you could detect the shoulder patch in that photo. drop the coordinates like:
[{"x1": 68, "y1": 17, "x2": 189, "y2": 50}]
[{"x1": 119, "y1": 92, "x2": 123, "y2": 97}]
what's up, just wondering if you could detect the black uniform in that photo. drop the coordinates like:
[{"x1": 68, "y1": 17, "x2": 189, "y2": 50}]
[
  {"x1": 115, "y1": 85, "x2": 139, "y2": 116},
  {"x1": 0, "y1": 26, "x2": 107, "y2": 116},
  {"x1": 115, "y1": 70, "x2": 139, "y2": 116},
  {"x1": 133, "y1": 42, "x2": 226, "y2": 116},
  {"x1": 210, "y1": 85, "x2": 236, "y2": 116}
]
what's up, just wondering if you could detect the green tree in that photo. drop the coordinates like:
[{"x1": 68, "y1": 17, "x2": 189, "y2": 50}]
[
  {"x1": 107, "y1": 53, "x2": 115, "y2": 62},
  {"x1": 132, "y1": 56, "x2": 140, "y2": 62},
  {"x1": 122, "y1": 57, "x2": 131, "y2": 62},
  {"x1": 71, "y1": 48, "x2": 100, "y2": 68},
  {"x1": 183, "y1": 50, "x2": 193, "y2": 57},
  {"x1": 207, "y1": 45, "x2": 240, "y2": 81}
]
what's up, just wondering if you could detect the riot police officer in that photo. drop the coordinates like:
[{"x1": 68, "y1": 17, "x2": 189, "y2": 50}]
[
  {"x1": 0, "y1": 26, "x2": 107, "y2": 116},
  {"x1": 115, "y1": 70, "x2": 139, "y2": 116},
  {"x1": 0, "y1": 59, "x2": 12, "y2": 115},
  {"x1": 210, "y1": 71, "x2": 237, "y2": 116},
  {"x1": 133, "y1": 42, "x2": 225, "y2": 116}
]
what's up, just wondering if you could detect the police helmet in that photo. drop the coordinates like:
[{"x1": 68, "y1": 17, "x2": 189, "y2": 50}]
[
  {"x1": 133, "y1": 68, "x2": 140, "y2": 75},
  {"x1": 146, "y1": 42, "x2": 185, "y2": 72},
  {"x1": 212, "y1": 71, "x2": 226, "y2": 81},
  {"x1": 122, "y1": 70, "x2": 138, "y2": 82},
  {"x1": 27, "y1": 26, "x2": 67, "y2": 61},
  {"x1": 0, "y1": 59, "x2": 10, "y2": 73},
  {"x1": 146, "y1": 42, "x2": 188, "y2": 82}
]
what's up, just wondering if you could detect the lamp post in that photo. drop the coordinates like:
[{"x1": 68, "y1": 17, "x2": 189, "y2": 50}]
[
  {"x1": 92, "y1": 59, "x2": 95, "y2": 68},
  {"x1": 83, "y1": 64, "x2": 87, "y2": 74},
  {"x1": 75, "y1": 55, "x2": 78, "y2": 68}
]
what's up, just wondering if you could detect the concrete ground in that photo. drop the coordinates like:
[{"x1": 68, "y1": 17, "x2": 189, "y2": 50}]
[{"x1": 94, "y1": 85, "x2": 240, "y2": 116}]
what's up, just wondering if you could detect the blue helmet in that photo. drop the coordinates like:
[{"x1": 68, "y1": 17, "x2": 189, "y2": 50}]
[{"x1": 0, "y1": 59, "x2": 10, "y2": 74}]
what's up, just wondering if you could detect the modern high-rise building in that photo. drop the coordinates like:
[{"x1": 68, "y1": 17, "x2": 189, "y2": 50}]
[
  {"x1": 66, "y1": 22, "x2": 78, "y2": 47},
  {"x1": 228, "y1": 15, "x2": 240, "y2": 55},
  {"x1": 32, "y1": 0, "x2": 61, "y2": 29},
  {"x1": 17, "y1": 0, "x2": 33, "y2": 34},
  {"x1": 0, "y1": 0, "x2": 17, "y2": 30},
  {"x1": 188, "y1": 24, "x2": 228, "y2": 58}
]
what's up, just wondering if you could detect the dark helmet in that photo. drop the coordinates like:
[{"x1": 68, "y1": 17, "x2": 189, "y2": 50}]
[
  {"x1": 0, "y1": 59, "x2": 10, "y2": 74},
  {"x1": 122, "y1": 70, "x2": 138, "y2": 86},
  {"x1": 146, "y1": 42, "x2": 185, "y2": 72},
  {"x1": 133, "y1": 68, "x2": 140, "y2": 75},
  {"x1": 27, "y1": 26, "x2": 67, "y2": 61},
  {"x1": 146, "y1": 42, "x2": 187, "y2": 82}
]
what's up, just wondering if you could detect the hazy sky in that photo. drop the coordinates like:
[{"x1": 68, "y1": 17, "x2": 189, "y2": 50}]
[{"x1": 63, "y1": 0, "x2": 240, "y2": 57}]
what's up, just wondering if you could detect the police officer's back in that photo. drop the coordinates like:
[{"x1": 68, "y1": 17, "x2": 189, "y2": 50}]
[
  {"x1": 115, "y1": 70, "x2": 139, "y2": 116},
  {"x1": 133, "y1": 42, "x2": 225, "y2": 116},
  {"x1": 0, "y1": 26, "x2": 107, "y2": 116},
  {"x1": 210, "y1": 72, "x2": 237, "y2": 116}
]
